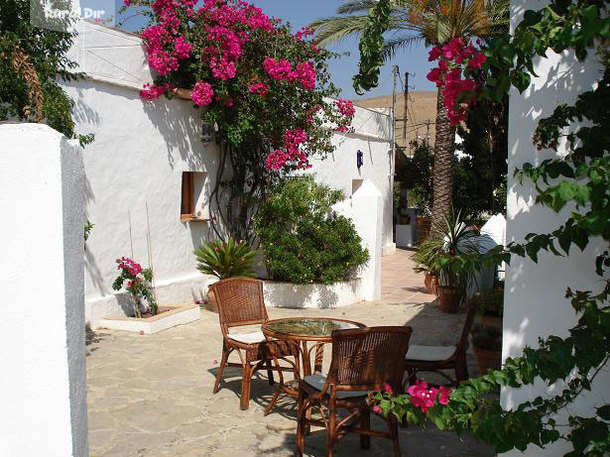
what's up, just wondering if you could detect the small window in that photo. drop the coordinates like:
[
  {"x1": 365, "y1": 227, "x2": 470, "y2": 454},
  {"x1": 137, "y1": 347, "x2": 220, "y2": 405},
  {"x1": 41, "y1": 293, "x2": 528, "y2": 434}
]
[{"x1": 180, "y1": 171, "x2": 207, "y2": 222}]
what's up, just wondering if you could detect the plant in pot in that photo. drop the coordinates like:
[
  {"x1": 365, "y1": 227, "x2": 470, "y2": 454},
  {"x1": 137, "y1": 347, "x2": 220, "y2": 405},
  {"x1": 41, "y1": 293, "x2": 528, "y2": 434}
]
[
  {"x1": 194, "y1": 238, "x2": 257, "y2": 312},
  {"x1": 412, "y1": 237, "x2": 444, "y2": 295},
  {"x1": 474, "y1": 283, "x2": 504, "y2": 329},
  {"x1": 470, "y1": 323, "x2": 502, "y2": 375},
  {"x1": 112, "y1": 257, "x2": 157, "y2": 318},
  {"x1": 426, "y1": 211, "x2": 480, "y2": 312}
]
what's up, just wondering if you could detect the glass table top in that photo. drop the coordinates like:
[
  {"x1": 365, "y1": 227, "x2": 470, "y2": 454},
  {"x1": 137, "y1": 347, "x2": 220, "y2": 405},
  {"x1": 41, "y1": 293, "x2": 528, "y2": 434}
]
[{"x1": 264, "y1": 318, "x2": 362, "y2": 338}]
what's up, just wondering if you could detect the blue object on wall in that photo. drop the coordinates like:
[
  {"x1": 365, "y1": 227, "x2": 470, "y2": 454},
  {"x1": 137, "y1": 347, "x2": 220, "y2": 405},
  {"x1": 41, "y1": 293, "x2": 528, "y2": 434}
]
[{"x1": 356, "y1": 150, "x2": 364, "y2": 170}]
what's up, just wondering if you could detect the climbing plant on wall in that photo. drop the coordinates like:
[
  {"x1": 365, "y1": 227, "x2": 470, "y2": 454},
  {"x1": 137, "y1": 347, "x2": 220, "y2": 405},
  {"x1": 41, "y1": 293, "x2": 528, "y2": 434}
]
[
  {"x1": 121, "y1": 0, "x2": 356, "y2": 243},
  {"x1": 370, "y1": 0, "x2": 610, "y2": 454},
  {"x1": 0, "y1": 0, "x2": 92, "y2": 144}
]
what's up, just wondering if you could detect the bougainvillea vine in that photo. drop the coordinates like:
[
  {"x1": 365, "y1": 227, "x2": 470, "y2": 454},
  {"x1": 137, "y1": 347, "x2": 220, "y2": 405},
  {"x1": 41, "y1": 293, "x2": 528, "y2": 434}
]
[{"x1": 426, "y1": 37, "x2": 486, "y2": 125}]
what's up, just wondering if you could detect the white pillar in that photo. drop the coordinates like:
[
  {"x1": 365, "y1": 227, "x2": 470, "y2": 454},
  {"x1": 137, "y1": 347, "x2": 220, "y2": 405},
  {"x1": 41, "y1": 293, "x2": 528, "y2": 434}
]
[
  {"x1": 500, "y1": 2, "x2": 608, "y2": 455},
  {"x1": 352, "y1": 179, "x2": 383, "y2": 301},
  {"x1": 0, "y1": 124, "x2": 88, "y2": 457}
]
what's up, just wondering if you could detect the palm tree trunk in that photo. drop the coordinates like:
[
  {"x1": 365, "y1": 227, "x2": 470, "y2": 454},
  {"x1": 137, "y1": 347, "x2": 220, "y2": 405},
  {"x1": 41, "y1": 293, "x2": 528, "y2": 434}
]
[{"x1": 431, "y1": 89, "x2": 456, "y2": 233}]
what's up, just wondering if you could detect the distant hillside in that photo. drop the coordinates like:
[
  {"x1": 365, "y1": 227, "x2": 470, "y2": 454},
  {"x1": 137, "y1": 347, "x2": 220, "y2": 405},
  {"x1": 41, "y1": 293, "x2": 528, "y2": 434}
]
[{"x1": 355, "y1": 91, "x2": 437, "y2": 152}]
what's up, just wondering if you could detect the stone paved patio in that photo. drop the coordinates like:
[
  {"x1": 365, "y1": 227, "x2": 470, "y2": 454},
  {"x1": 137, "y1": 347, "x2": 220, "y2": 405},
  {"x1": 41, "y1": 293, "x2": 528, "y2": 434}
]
[{"x1": 86, "y1": 249, "x2": 494, "y2": 456}]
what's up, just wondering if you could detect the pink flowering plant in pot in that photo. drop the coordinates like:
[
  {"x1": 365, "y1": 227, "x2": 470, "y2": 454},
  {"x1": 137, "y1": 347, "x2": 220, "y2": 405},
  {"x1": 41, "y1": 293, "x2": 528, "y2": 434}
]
[
  {"x1": 112, "y1": 257, "x2": 158, "y2": 318},
  {"x1": 369, "y1": 381, "x2": 452, "y2": 426},
  {"x1": 120, "y1": 0, "x2": 356, "y2": 242}
]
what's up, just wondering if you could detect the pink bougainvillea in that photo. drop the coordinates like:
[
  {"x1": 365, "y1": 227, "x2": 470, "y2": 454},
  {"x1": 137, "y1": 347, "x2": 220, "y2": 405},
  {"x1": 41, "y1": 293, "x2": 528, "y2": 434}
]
[
  {"x1": 426, "y1": 37, "x2": 486, "y2": 125},
  {"x1": 173, "y1": 35, "x2": 193, "y2": 59},
  {"x1": 249, "y1": 81, "x2": 268, "y2": 96},
  {"x1": 128, "y1": 0, "x2": 348, "y2": 173},
  {"x1": 140, "y1": 82, "x2": 172, "y2": 100},
  {"x1": 406, "y1": 380, "x2": 452, "y2": 413},
  {"x1": 191, "y1": 81, "x2": 214, "y2": 106}
]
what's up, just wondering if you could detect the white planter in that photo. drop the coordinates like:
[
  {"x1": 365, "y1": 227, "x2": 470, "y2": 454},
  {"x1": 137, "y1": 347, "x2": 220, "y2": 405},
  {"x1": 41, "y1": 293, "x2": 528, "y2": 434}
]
[
  {"x1": 263, "y1": 279, "x2": 362, "y2": 309},
  {"x1": 99, "y1": 304, "x2": 201, "y2": 334}
]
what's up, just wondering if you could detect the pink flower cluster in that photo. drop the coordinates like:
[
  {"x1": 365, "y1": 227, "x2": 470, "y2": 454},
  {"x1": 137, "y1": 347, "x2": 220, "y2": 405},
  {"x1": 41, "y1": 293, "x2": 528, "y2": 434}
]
[
  {"x1": 210, "y1": 56, "x2": 237, "y2": 80},
  {"x1": 116, "y1": 257, "x2": 143, "y2": 277},
  {"x1": 336, "y1": 98, "x2": 355, "y2": 117},
  {"x1": 263, "y1": 58, "x2": 316, "y2": 90},
  {"x1": 334, "y1": 98, "x2": 355, "y2": 133},
  {"x1": 139, "y1": 0, "x2": 198, "y2": 75},
  {"x1": 427, "y1": 37, "x2": 486, "y2": 125},
  {"x1": 192, "y1": 81, "x2": 215, "y2": 106},
  {"x1": 249, "y1": 81, "x2": 268, "y2": 96},
  {"x1": 266, "y1": 128, "x2": 310, "y2": 171},
  {"x1": 407, "y1": 381, "x2": 451, "y2": 413},
  {"x1": 140, "y1": 83, "x2": 173, "y2": 101}
]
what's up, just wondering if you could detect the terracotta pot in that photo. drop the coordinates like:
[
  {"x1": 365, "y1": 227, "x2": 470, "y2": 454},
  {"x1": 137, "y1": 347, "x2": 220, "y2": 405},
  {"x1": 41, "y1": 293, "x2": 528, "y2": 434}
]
[
  {"x1": 437, "y1": 286, "x2": 461, "y2": 313},
  {"x1": 472, "y1": 344, "x2": 502, "y2": 375},
  {"x1": 424, "y1": 273, "x2": 439, "y2": 296},
  {"x1": 203, "y1": 289, "x2": 218, "y2": 313}
]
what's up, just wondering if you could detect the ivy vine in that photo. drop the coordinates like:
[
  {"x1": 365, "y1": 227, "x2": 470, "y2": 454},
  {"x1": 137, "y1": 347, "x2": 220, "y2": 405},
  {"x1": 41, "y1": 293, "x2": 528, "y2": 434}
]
[{"x1": 373, "y1": 0, "x2": 610, "y2": 454}]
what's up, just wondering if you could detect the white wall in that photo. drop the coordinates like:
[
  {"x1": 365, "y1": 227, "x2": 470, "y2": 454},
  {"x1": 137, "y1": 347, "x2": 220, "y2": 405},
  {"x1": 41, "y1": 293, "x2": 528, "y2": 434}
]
[
  {"x1": 63, "y1": 78, "x2": 219, "y2": 327},
  {"x1": 64, "y1": 21, "x2": 394, "y2": 326},
  {"x1": 501, "y1": 1, "x2": 608, "y2": 455},
  {"x1": 307, "y1": 104, "x2": 395, "y2": 255},
  {"x1": 0, "y1": 124, "x2": 88, "y2": 456}
]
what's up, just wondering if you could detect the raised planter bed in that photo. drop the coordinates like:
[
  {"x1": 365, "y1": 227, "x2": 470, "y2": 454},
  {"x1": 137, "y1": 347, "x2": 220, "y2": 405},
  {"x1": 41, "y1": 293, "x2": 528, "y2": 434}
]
[
  {"x1": 99, "y1": 303, "x2": 201, "y2": 334},
  {"x1": 263, "y1": 279, "x2": 362, "y2": 309}
]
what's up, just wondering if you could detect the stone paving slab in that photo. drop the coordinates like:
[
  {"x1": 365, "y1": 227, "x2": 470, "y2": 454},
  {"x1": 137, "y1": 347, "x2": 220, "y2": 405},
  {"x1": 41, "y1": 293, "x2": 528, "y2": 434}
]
[{"x1": 86, "y1": 250, "x2": 494, "y2": 457}]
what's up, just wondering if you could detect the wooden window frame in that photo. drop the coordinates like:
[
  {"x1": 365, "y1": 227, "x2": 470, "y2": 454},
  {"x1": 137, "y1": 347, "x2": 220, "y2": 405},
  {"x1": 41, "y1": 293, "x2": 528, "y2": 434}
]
[{"x1": 181, "y1": 172, "x2": 195, "y2": 222}]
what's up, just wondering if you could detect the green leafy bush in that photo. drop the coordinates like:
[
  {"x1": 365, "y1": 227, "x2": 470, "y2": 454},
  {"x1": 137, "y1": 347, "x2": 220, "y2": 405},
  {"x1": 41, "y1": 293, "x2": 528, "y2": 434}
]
[
  {"x1": 194, "y1": 238, "x2": 256, "y2": 279},
  {"x1": 254, "y1": 177, "x2": 369, "y2": 284}
]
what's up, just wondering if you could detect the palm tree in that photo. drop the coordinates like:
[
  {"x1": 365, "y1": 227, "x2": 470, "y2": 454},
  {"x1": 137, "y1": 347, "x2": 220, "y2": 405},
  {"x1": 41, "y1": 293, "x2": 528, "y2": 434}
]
[{"x1": 311, "y1": 0, "x2": 508, "y2": 230}]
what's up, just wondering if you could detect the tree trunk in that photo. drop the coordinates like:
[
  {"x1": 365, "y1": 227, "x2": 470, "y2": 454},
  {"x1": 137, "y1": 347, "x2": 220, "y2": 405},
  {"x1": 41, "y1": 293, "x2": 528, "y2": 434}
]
[{"x1": 431, "y1": 89, "x2": 456, "y2": 233}]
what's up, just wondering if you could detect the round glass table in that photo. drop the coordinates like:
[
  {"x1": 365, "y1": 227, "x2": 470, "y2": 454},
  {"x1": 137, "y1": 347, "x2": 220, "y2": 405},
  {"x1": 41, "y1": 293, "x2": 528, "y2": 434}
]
[{"x1": 261, "y1": 317, "x2": 366, "y2": 414}]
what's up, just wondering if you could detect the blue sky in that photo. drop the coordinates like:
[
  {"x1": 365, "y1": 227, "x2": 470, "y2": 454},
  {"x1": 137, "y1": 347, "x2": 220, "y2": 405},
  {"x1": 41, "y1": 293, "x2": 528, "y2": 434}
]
[
  {"x1": 115, "y1": 0, "x2": 437, "y2": 99},
  {"x1": 248, "y1": 0, "x2": 436, "y2": 99}
]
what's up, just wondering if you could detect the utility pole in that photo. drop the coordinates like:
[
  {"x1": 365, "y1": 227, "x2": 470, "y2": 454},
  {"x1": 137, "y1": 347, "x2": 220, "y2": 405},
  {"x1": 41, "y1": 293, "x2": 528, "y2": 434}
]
[
  {"x1": 402, "y1": 71, "x2": 410, "y2": 147},
  {"x1": 391, "y1": 66, "x2": 398, "y2": 154}
]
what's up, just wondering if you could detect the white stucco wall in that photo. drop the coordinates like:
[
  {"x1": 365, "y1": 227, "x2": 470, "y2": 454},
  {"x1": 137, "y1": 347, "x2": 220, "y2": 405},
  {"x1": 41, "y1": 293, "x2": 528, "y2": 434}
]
[
  {"x1": 63, "y1": 78, "x2": 219, "y2": 327},
  {"x1": 0, "y1": 124, "x2": 88, "y2": 456},
  {"x1": 64, "y1": 20, "x2": 395, "y2": 325},
  {"x1": 501, "y1": 1, "x2": 608, "y2": 455},
  {"x1": 306, "y1": 104, "x2": 395, "y2": 255}
]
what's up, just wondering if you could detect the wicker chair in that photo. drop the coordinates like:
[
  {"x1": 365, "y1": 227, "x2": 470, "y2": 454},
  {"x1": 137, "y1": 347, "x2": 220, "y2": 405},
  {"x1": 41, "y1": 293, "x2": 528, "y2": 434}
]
[
  {"x1": 295, "y1": 326, "x2": 413, "y2": 457},
  {"x1": 210, "y1": 277, "x2": 294, "y2": 410},
  {"x1": 405, "y1": 298, "x2": 477, "y2": 386}
]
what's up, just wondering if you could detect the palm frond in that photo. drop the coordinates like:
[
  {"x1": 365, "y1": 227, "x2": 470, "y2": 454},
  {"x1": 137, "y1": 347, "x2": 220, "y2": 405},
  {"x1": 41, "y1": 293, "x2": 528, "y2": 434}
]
[
  {"x1": 336, "y1": 0, "x2": 378, "y2": 15},
  {"x1": 381, "y1": 33, "x2": 423, "y2": 60},
  {"x1": 311, "y1": 15, "x2": 406, "y2": 47}
]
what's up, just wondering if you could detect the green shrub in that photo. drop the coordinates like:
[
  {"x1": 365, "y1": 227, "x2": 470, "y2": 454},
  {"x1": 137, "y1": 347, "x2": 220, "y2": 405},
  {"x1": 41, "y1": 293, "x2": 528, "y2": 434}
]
[
  {"x1": 194, "y1": 238, "x2": 256, "y2": 279},
  {"x1": 254, "y1": 176, "x2": 369, "y2": 284}
]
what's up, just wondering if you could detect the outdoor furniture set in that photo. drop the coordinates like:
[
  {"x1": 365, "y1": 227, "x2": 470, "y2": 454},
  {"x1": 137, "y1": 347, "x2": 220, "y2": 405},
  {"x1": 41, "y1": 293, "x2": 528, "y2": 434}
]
[{"x1": 210, "y1": 277, "x2": 475, "y2": 456}]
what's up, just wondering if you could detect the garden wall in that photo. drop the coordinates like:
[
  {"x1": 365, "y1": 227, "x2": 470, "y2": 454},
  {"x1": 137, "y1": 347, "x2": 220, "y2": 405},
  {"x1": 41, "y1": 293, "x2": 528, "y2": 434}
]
[
  {"x1": 501, "y1": 1, "x2": 609, "y2": 455},
  {"x1": 64, "y1": 20, "x2": 394, "y2": 327},
  {"x1": 263, "y1": 279, "x2": 362, "y2": 309}
]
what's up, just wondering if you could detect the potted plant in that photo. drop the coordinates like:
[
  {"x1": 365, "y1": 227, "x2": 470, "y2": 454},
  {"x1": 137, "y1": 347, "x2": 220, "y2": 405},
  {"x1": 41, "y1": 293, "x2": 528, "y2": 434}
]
[
  {"x1": 194, "y1": 238, "x2": 257, "y2": 312},
  {"x1": 412, "y1": 238, "x2": 443, "y2": 295},
  {"x1": 471, "y1": 324, "x2": 502, "y2": 375},
  {"x1": 474, "y1": 283, "x2": 504, "y2": 329},
  {"x1": 112, "y1": 257, "x2": 157, "y2": 318},
  {"x1": 419, "y1": 212, "x2": 481, "y2": 312}
]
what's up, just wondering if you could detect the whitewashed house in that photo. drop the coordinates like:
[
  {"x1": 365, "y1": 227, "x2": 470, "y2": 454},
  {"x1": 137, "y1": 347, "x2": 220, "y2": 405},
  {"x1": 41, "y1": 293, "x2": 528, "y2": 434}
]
[{"x1": 62, "y1": 20, "x2": 395, "y2": 327}]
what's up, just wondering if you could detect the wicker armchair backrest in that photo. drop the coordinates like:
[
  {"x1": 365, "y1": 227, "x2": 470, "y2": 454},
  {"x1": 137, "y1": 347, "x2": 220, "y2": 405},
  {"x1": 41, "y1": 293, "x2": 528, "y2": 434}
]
[
  {"x1": 327, "y1": 326, "x2": 412, "y2": 392},
  {"x1": 211, "y1": 277, "x2": 268, "y2": 334}
]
